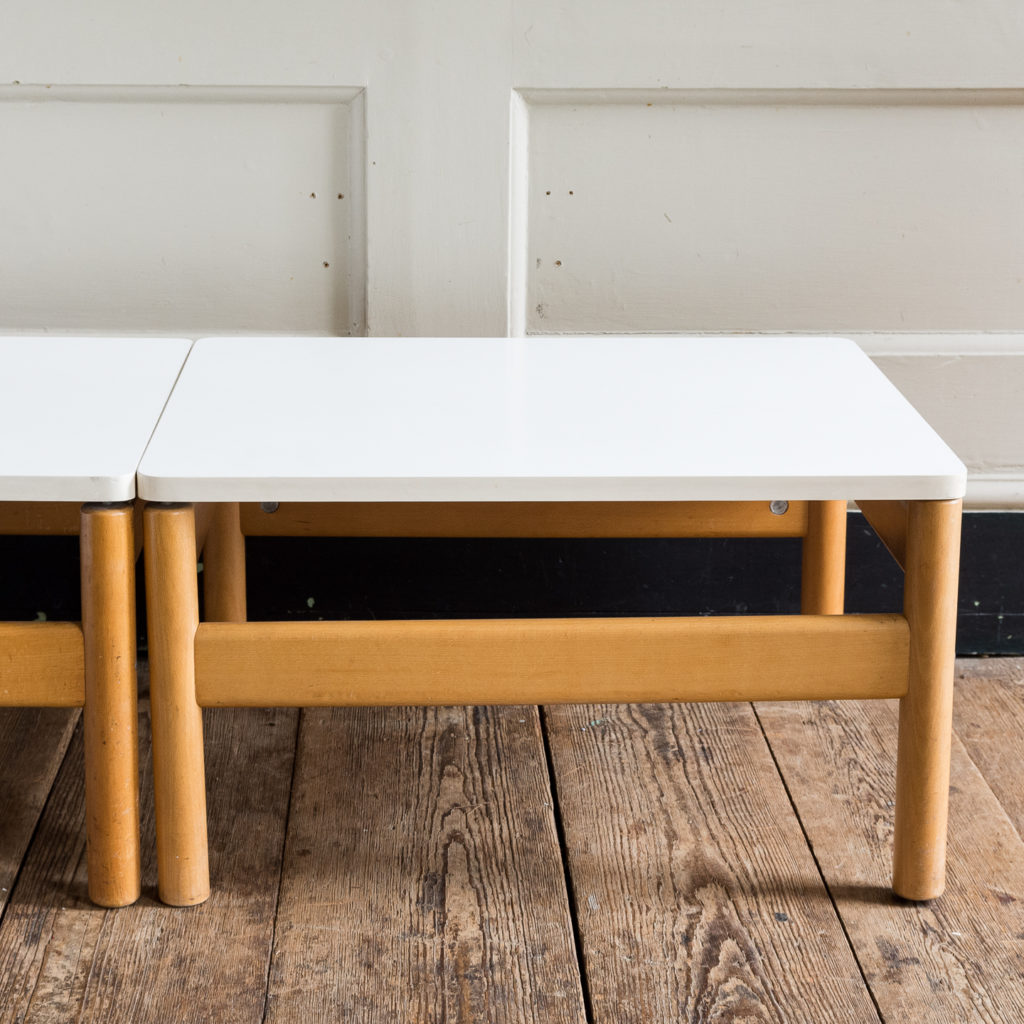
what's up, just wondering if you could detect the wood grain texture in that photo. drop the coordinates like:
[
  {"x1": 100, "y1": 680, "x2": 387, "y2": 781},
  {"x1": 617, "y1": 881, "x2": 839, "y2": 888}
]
[
  {"x1": 0, "y1": 622, "x2": 84, "y2": 706},
  {"x1": 201, "y1": 502, "x2": 247, "y2": 623},
  {"x1": 264, "y1": 705, "x2": 586, "y2": 1023},
  {"x1": 195, "y1": 614, "x2": 910, "y2": 707},
  {"x1": 144, "y1": 502, "x2": 209, "y2": 905},
  {"x1": 0, "y1": 706, "x2": 79, "y2": 915},
  {"x1": 3, "y1": 660, "x2": 1024, "y2": 1019},
  {"x1": 801, "y1": 500, "x2": 847, "y2": 615},
  {"x1": 756, "y1": 695, "x2": 1024, "y2": 1022},
  {"x1": 80, "y1": 503, "x2": 140, "y2": 907},
  {"x1": 0, "y1": 683, "x2": 298, "y2": 1023},
  {"x1": 545, "y1": 701, "x2": 879, "y2": 1023},
  {"x1": 952, "y1": 657, "x2": 1024, "y2": 834},
  {"x1": 238, "y1": 500, "x2": 809, "y2": 538},
  {"x1": 894, "y1": 498, "x2": 962, "y2": 899},
  {"x1": 0, "y1": 501, "x2": 81, "y2": 535}
]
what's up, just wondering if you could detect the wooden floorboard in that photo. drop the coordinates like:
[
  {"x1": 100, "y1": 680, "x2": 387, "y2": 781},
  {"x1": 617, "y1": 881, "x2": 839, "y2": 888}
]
[
  {"x1": 545, "y1": 701, "x2": 880, "y2": 1023},
  {"x1": 951, "y1": 657, "x2": 1024, "y2": 836},
  {"x1": 0, "y1": 707, "x2": 78, "y2": 916},
  {"x1": 0, "y1": 692, "x2": 298, "y2": 1023},
  {"x1": 263, "y1": 705, "x2": 586, "y2": 1023},
  {"x1": 756, "y1": 674, "x2": 1024, "y2": 1023},
  {"x1": 1, "y1": 659, "x2": 1023, "y2": 1020}
]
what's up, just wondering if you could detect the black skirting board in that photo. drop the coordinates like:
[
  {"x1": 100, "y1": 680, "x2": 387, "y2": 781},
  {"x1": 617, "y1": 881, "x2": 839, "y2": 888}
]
[{"x1": 2, "y1": 512, "x2": 1021, "y2": 656}]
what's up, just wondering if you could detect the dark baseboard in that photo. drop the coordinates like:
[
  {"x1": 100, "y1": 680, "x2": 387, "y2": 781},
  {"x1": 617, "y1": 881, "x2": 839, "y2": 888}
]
[{"x1": 2, "y1": 512, "x2": 1021, "y2": 656}]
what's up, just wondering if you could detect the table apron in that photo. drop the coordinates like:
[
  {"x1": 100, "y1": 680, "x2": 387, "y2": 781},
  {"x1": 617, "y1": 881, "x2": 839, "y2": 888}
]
[{"x1": 236, "y1": 499, "x2": 811, "y2": 539}]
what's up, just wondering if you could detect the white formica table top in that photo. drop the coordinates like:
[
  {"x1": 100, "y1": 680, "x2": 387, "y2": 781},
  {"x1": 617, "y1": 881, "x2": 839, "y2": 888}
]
[
  {"x1": 0, "y1": 337, "x2": 193, "y2": 502},
  {"x1": 137, "y1": 336, "x2": 966, "y2": 503}
]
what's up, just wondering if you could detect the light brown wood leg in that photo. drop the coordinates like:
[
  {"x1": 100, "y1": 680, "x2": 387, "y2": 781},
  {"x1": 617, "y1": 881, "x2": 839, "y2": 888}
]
[
  {"x1": 801, "y1": 500, "x2": 847, "y2": 614},
  {"x1": 80, "y1": 502, "x2": 141, "y2": 907},
  {"x1": 145, "y1": 502, "x2": 210, "y2": 906},
  {"x1": 893, "y1": 498, "x2": 962, "y2": 900},
  {"x1": 202, "y1": 502, "x2": 247, "y2": 623}
]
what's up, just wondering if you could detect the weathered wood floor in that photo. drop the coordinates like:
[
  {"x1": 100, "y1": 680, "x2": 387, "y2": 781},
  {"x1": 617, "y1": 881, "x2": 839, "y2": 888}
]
[{"x1": 1, "y1": 658, "x2": 1023, "y2": 1022}]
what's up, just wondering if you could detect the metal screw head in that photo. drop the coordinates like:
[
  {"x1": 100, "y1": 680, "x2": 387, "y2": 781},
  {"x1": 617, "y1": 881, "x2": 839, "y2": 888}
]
[
  {"x1": 769, "y1": 500, "x2": 789, "y2": 516},
  {"x1": 260, "y1": 501, "x2": 280, "y2": 514}
]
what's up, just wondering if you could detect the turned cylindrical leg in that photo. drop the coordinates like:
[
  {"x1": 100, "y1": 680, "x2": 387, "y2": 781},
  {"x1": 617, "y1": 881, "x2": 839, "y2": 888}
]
[
  {"x1": 81, "y1": 501, "x2": 141, "y2": 907},
  {"x1": 801, "y1": 500, "x2": 847, "y2": 614},
  {"x1": 202, "y1": 502, "x2": 247, "y2": 623},
  {"x1": 145, "y1": 502, "x2": 210, "y2": 906},
  {"x1": 893, "y1": 498, "x2": 962, "y2": 900}
]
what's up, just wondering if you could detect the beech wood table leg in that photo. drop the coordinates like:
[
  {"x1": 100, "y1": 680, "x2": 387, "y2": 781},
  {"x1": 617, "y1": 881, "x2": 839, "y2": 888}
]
[
  {"x1": 893, "y1": 498, "x2": 962, "y2": 900},
  {"x1": 80, "y1": 501, "x2": 141, "y2": 907},
  {"x1": 145, "y1": 502, "x2": 210, "y2": 906},
  {"x1": 801, "y1": 500, "x2": 847, "y2": 615},
  {"x1": 202, "y1": 502, "x2": 247, "y2": 623}
]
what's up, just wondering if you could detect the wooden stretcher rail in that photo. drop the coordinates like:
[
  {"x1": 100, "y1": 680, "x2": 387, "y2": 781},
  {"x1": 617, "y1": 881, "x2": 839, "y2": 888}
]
[
  {"x1": 194, "y1": 613, "x2": 909, "y2": 708},
  {"x1": 0, "y1": 622, "x2": 86, "y2": 705},
  {"x1": 238, "y1": 500, "x2": 809, "y2": 538}
]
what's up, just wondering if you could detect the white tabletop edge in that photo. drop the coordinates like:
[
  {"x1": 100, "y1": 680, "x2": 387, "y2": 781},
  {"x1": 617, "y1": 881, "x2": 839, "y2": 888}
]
[
  {"x1": 2, "y1": 473, "x2": 138, "y2": 503},
  {"x1": 136, "y1": 472, "x2": 968, "y2": 504},
  {"x1": 130, "y1": 339, "x2": 198, "y2": 495},
  {"x1": 137, "y1": 335, "x2": 968, "y2": 504},
  {"x1": 1, "y1": 337, "x2": 194, "y2": 502}
]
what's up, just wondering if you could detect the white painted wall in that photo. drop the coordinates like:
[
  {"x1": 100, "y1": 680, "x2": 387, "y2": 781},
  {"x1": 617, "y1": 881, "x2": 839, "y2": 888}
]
[{"x1": 1, "y1": 2, "x2": 1022, "y2": 505}]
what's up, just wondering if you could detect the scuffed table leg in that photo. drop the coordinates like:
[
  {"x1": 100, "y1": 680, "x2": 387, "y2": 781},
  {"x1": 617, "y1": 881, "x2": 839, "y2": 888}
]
[
  {"x1": 145, "y1": 502, "x2": 210, "y2": 906},
  {"x1": 81, "y1": 501, "x2": 141, "y2": 907},
  {"x1": 893, "y1": 498, "x2": 962, "y2": 900}
]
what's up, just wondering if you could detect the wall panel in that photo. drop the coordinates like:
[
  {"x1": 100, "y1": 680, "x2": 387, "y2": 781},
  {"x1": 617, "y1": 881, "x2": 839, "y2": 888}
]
[
  {"x1": 0, "y1": 86, "x2": 365, "y2": 335},
  {"x1": 519, "y1": 90, "x2": 1024, "y2": 335}
]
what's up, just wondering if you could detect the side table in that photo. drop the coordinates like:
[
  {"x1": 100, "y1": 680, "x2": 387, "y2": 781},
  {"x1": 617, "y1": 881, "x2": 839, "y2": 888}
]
[
  {"x1": 137, "y1": 336, "x2": 965, "y2": 906},
  {"x1": 0, "y1": 336, "x2": 192, "y2": 906}
]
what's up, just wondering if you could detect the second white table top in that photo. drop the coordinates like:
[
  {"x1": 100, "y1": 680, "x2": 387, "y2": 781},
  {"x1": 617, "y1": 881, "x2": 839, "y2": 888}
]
[
  {"x1": 1, "y1": 337, "x2": 193, "y2": 502},
  {"x1": 137, "y1": 336, "x2": 966, "y2": 504}
]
